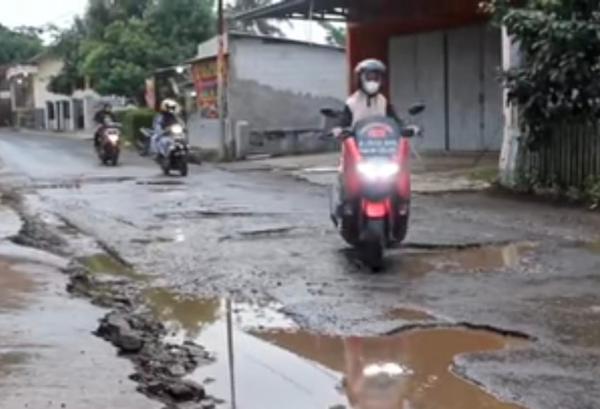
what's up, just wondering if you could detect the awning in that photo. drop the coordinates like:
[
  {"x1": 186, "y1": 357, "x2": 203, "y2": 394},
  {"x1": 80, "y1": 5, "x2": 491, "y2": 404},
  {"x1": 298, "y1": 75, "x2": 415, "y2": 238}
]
[{"x1": 233, "y1": 0, "x2": 352, "y2": 22}]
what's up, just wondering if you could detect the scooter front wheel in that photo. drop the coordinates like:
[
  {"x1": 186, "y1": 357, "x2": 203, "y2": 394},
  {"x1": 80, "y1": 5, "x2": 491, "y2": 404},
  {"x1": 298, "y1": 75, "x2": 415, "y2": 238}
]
[
  {"x1": 362, "y1": 219, "x2": 385, "y2": 271},
  {"x1": 160, "y1": 155, "x2": 170, "y2": 175}
]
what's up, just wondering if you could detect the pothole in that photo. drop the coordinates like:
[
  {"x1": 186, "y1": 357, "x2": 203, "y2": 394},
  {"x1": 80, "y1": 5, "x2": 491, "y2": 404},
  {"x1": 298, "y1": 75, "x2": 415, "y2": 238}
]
[
  {"x1": 219, "y1": 226, "x2": 297, "y2": 242},
  {"x1": 136, "y1": 180, "x2": 185, "y2": 186},
  {"x1": 396, "y1": 242, "x2": 537, "y2": 275},
  {"x1": 155, "y1": 209, "x2": 267, "y2": 220},
  {"x1": 77, "y1": 254, "x2": 143, "y2": 280},
  {"x1": 0, "y1": 259, "x2": 38, "y2": 311},
  {"x1": 382, "y1": 307, "x2": 435, "y2": 322},
  {"x1": 0, "y1": 351, "x2": 28, "y2": 378},
  {"x1": 30, "y1": 176, "x2": 135, "y2": 190},
  {"x1": 143, "y1": 289, "x2": 528, "y2": 409}
]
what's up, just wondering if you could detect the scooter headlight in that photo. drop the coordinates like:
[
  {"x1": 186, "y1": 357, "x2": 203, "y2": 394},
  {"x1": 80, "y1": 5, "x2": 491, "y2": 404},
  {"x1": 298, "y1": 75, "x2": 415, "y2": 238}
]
[
  {"x1": 107, "y1": 133, "x2": 120, "y2": 144},
  {"x1": 170, "y1": 124, "x2": 184, "y2": 135},
  {"x1": 357, "y1": 161, "x2": 400, "y2": 181}
]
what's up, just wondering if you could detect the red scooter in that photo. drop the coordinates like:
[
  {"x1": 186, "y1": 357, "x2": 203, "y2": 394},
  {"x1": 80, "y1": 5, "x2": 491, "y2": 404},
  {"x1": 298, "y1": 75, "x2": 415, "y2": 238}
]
[{"x1": 323, "y1": 104, "x2": 425, "y2": 270}]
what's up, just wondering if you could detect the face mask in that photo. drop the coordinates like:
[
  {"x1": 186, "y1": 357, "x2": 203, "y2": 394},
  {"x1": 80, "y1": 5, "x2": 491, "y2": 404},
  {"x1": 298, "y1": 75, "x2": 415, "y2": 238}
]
[{"x1": 363, "y1": 80, "x2": 381, "y2": 95}]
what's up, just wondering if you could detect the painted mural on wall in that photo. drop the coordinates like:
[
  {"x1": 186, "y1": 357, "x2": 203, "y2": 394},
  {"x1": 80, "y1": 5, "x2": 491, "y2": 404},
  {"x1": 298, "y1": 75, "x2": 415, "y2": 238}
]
[{"x1": 192, "y1": 59, "x2": 223, "y2": 119}]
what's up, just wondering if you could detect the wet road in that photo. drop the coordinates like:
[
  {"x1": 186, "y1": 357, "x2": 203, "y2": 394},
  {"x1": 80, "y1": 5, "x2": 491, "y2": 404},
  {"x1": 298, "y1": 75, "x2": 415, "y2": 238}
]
[{"x1": 1, "y1": 130, "x2": 600, "y2": 409}]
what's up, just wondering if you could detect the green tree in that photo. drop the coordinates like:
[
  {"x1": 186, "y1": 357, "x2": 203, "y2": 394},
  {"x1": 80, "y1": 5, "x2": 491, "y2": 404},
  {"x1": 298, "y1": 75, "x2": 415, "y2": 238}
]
[
  {"x1": 226, "y1": 0, "x2": 286, "y2": 36},
  {"x1": 484, "y1": 0, "x2": 600, "y2": 146},
  {"x1": 0, "y1": 24, "x2": 44, "y2": 65},
  {"x1": 81, "y1": 19, "x2": 160, "y2": 99},
  {"x1": 47, "y1": 19, "x2": 87, "y2": 94},
  {"x1": 50, "y1": 0, "x2": 215, "y2": 101},
  {"x1": 147, "y1": 0, "x2": 216, "y2": 62},
  {"x1": 320, "y1": 22, "x2": 346, "y2": 47}
]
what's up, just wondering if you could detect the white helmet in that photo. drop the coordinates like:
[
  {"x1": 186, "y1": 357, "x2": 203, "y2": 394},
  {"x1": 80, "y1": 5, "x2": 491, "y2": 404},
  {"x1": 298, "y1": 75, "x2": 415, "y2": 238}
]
[
  {"x1": 355, "y1": 59, "x2": 387, "y2": 96},
  {"x1": 160, "y1": 99, "x2": 180, "y2": 114}
]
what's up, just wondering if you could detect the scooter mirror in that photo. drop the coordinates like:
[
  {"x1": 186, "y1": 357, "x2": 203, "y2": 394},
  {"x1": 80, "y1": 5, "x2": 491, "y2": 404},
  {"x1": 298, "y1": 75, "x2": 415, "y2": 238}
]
[
  {"x1": 320, "y1": 108, "x2": 340, "y2": 119},
  {"x1": 401, "y1": 125, "x2": 421, "y2": 138},
  {"x1": 408, "y1": 103, "x2": 426, "y2": 116}
]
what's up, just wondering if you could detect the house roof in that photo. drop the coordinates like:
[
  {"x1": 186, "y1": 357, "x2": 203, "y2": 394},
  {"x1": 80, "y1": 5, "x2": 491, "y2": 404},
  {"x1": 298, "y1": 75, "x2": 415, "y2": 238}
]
[{"x1": 187, "y1": 31, "x2": 343, "y2": 63}]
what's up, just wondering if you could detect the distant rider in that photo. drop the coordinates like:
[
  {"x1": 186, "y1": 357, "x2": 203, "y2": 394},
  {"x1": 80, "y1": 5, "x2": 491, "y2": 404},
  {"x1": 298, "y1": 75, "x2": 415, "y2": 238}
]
[
  {"x1": 151, "y1": 99, "x2": 181, "y2": 157},
  {"x1": 93, "y1": 103, "x2": 117, "y2": 148}
]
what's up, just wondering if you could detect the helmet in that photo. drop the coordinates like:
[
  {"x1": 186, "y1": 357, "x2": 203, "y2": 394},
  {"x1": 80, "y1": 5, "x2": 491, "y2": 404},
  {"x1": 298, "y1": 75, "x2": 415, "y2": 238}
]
[
  {"x1": 160, "y1": 99, "x2": 180, "y2": 114},
  {"x1": 354, "y1": 59, "x2": 387, "y2": 76},
  {"x1": 355, "y1": 59, "x2": 386, "y2": 96}
]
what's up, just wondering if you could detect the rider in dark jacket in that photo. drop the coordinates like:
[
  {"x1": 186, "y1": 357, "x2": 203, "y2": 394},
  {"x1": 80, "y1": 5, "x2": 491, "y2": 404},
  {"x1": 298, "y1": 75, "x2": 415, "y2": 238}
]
[{"x1": 94, "y1": 104, "x2": 117, "y2": 147}]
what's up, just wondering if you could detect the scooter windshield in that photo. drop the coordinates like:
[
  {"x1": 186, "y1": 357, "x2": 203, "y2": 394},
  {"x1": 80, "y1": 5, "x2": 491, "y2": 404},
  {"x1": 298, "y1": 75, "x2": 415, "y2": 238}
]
[{"x1": 354, "y1": 117, "x2": 401, "y2": 159}]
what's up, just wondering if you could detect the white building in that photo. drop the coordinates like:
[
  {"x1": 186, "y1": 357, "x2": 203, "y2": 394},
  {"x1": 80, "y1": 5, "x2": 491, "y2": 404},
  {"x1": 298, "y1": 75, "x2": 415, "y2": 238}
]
[
  {"x1": 185, "y1": 32, "x2": 346, "y2": 157},
  {"x1": 6, "y1": 52, "x2": 122, "y2": 132}
]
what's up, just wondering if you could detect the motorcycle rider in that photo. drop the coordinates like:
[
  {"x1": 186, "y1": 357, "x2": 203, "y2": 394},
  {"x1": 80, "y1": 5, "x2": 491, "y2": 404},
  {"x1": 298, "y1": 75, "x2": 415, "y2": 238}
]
[
  {"x1": 93, "y1": 103, "x2": 117, "y2": 148},
  {"x1": 333, "y1": 59, "x2": 402, "y2": 218},
  {"x1": 338, "y1": 59, "x2": 401, "y2": 129},
  {"x1": 151, "y1": 99, "x2": 181, "y2": 157}
]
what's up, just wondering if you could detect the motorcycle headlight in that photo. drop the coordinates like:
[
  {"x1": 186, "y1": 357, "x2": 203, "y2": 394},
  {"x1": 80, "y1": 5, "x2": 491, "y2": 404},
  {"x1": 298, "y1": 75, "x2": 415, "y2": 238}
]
[
  {"x1": 170, "y1": 124, "x2": 184, "y2": 135},
  {"x1": 357, "y1": 161, "x2": 400, "y2": 181},
  {"x1": 107, "y1": 133, "x2": 120, "y2": 144}
]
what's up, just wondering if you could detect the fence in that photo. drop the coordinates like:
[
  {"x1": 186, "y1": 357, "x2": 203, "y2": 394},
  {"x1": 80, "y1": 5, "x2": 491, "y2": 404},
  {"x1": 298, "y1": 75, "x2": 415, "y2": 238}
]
[{"x1": 522, "y1": 122, "x2": 600, "y2": 188}]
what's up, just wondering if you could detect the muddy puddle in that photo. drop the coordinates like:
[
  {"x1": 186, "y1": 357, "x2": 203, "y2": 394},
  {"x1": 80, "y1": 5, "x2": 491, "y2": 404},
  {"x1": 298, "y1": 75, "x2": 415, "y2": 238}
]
[
  {"x1": 382, "y1": 307, "x2": 434, "y2": 322},
  {"x1": 144, "y1": 289, "x2": 527, "y2": 409},
  {"x1": 0, "y1": 259, "x2": 37, "y2": 311},
  {"x1": 0, "y1": 351, "x2": 28, "y2": 378},
  {"x1": 397, "y1": 242, "x2": 537, "y2": 275},
  {"x1": 78, "y1": 254, "x2": 143, "y2": 280}
]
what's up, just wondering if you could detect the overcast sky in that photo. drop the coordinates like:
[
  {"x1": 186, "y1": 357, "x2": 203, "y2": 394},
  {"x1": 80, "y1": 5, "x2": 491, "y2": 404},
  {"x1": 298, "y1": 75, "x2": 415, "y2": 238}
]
[
  {"x1": 1, "y1": 0, "x2": 87, "y2": 28},
  {"x1": 0, "y1": 0, "x2": 329, "y2": 44}
]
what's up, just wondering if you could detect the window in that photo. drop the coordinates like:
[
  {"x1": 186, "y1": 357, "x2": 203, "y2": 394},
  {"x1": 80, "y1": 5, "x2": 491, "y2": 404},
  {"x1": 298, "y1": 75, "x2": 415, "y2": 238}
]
[{"x1": 47, "y1": 102, "x2": 55, "y2": 120}]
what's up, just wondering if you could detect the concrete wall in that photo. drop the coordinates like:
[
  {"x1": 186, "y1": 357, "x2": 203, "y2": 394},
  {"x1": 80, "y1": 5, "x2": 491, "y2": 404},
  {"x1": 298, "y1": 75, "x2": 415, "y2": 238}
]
[
  {"x1": 231, "y1": 37, "x2": 346, "y2": 100},
  {"x1": 226, "y1": 37, "x2": 346, "y2": 156},
  {"x1": 389, "y1": 23, "x2": 503, "y2": 152},
  {"x1": 187, "y1": 114, "x2": 221, "y2": 151}
]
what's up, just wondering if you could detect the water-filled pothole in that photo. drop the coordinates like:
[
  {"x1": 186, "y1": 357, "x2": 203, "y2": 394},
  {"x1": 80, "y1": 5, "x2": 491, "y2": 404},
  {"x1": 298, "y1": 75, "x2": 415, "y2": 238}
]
[
  {"x1": 0, "y1": 259, "x2": 38, "y2": 311},
  {"x1": 144, "y1": 289, "x2": 527, "y2": 409},
  {"x1": 397, "y1": 242, "x2": 537, "y2": 275},
  {"x1": 382, "y1": 307, "x2": 434, "y2": 322},
  {"x1": 0, "y1": 351, "x2": 28, "y2": 378},
  {"x1": 78, "y1": 254, "x2": 142, "y2": 280}
]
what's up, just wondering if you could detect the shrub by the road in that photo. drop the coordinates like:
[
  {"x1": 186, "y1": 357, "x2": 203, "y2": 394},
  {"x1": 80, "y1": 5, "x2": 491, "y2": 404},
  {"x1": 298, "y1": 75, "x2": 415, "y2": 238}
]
[{"x1": 116, "y1": 108, "x2": 155, "y2": 145}]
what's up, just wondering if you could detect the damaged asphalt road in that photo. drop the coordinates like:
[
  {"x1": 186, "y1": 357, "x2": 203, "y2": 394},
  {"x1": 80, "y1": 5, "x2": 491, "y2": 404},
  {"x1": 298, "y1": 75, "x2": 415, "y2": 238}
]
[{"x1": 1, "y1": 130, "x2": 600, "y2": 409}]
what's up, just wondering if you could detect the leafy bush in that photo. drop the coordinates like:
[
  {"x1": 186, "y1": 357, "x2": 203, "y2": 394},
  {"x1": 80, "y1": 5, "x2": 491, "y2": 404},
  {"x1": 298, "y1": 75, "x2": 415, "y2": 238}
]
[
  {"x1": 483, "y1": 0, "x2": 600, "y2": 148},
  {"x1": 115, "y1": 108, "x2": 155, "y2": 145}
]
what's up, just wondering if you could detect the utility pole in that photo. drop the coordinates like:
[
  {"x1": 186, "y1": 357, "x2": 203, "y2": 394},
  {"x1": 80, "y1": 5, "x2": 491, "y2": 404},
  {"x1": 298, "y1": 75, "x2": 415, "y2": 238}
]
[{"x1": 217, "y1": 0, "x2": 228, "y2": 160}]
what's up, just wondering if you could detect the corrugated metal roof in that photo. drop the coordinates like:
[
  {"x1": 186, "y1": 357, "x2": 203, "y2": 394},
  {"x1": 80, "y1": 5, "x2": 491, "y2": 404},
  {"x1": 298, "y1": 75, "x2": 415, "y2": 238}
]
[
  {"x1": 186, "y1": 31, "x2": 343, "y2": 63},
  {"x1": 233, "y1": 0, "x2": 350, "y2": 22}
]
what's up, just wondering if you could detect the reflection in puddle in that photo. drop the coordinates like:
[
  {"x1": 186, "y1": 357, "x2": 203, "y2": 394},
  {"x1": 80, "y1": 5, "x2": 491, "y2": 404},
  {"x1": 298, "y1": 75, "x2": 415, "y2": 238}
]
[
  {"x1": 144, "y1": 290, "x2": 527, "y2": 409},
  {"x1": 399, "y1": 242, "x2": 537, "y2": 275},
  {"x1": 174, "y1": 228, "x2": 186, "y2": 243},
  {"x1": 78, "y1": 254, "x2": 141, "y2": 280}
]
